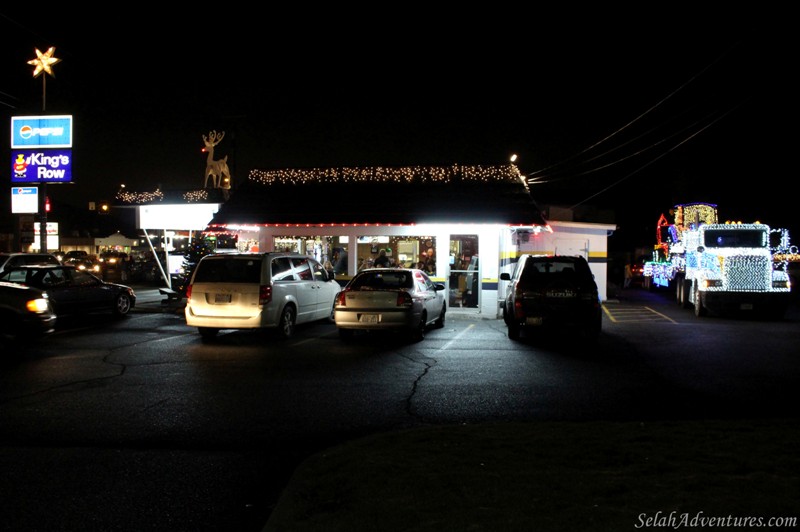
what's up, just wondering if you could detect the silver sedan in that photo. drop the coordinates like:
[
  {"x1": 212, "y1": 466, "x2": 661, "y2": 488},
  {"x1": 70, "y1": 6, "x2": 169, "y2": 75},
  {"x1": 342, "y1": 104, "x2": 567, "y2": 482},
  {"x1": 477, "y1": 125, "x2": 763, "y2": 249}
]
[{"x1": 334, "y1": 268, "x2": 446, "y2": 341}]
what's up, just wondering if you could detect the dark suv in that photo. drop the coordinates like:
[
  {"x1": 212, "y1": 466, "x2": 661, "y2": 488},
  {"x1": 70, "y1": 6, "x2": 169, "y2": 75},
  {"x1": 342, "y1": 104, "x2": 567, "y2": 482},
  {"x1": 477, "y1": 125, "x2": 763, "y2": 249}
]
[{"x1": 500, "y1": 254, "x2": 602, "y2": 341}]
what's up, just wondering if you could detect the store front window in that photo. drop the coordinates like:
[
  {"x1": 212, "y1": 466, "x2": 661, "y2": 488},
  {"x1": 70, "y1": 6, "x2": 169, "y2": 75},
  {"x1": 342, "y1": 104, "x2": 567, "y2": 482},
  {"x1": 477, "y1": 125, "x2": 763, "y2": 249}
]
[
  {"x1": 355, "y1": 235, "x2": 437, "y2": 274},
  {"x1": 272, "y1": 235, "x2": 342, "y2": 267}
]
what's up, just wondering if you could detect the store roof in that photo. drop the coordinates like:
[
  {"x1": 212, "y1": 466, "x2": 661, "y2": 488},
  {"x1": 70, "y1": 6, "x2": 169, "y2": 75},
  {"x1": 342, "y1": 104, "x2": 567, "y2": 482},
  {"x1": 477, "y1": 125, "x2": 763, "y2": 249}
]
[{"x1": 206, "y1": 164, "x2": 550, "y2": 228}]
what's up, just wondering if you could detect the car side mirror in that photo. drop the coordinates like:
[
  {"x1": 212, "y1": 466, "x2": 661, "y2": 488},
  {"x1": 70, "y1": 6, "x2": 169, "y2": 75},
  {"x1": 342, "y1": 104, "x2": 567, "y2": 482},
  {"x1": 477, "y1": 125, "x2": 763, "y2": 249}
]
[
  {"x1": 500, "y1": 273, "x2": 511, "y2": 281},
  {"x1": 434, "y1": 283, "x2": 445, "y2": 291}
]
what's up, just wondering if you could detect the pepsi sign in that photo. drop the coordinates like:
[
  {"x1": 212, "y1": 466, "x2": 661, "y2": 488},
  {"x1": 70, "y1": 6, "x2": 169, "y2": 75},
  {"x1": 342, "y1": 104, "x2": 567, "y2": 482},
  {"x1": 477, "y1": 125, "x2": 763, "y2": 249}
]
[{"x1": 11, "y1": 115, "x2": 73, "y2": 148}]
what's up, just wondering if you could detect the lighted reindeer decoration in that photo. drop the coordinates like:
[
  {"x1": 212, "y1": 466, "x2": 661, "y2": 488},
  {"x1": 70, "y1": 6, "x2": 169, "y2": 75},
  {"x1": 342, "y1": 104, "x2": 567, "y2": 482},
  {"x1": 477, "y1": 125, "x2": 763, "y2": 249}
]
[{"x1": 202, "y1": 130, "x2": 232, "y2": 189}]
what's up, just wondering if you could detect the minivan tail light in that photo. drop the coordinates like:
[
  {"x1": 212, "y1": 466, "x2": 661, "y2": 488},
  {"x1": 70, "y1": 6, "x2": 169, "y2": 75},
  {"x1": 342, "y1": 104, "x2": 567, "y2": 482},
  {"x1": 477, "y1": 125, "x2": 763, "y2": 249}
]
[
  {"x1": 185, "y1": 285, "x2": 193, "y2": 301},
  {"x1": 259, "y1": 285, "x2": 272, "y2": 306}
]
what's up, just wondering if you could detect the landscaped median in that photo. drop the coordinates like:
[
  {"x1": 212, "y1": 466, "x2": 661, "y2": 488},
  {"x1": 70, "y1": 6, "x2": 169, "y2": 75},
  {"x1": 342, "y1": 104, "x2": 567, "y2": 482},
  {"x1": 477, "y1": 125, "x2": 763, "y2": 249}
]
[{"x1": 263, "y1": 419, "x2": 800, "y2": 531}]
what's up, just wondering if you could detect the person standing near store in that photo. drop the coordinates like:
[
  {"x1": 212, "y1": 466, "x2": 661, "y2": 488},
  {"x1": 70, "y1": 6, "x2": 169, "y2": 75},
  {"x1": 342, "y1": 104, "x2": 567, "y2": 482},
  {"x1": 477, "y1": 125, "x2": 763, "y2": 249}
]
[
  {"x1": 323, "y1": 260, "x2": 335, "y2": 278},
  {"x1": 373, "y1": 249, "x2": 391, "y2": 268},
  {"x1": 334, "y1": 250, "x2": 348, "y2": 275},
  {"x1": 623, "y1": 263, "x2": 632, "y2": 289}
]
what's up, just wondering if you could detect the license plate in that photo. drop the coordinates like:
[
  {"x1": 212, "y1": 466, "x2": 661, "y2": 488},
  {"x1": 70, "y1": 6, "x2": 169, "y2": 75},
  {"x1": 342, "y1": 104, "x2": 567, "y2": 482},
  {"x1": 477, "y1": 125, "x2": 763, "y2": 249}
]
[
  {"x1": 546, "y1": 290, "x2": 575, "y2": 298},
  {"x1": 360, "y1": 314, "x2": 380, "y2": 323},
  {"x1": 526, "y1": 317, "x2": 543, "y2": 326},
  {"x1": 740, "y1": 303, "x2": 754, "y2": 310},
  {"x1": 215, "y1": 293, "x2": 231, "y2": 303}
]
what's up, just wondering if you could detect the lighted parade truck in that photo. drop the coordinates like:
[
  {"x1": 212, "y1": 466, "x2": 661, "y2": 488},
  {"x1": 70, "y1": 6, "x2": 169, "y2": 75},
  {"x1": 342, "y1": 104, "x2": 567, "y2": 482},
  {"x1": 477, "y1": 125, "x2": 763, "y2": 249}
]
[{"x1": 643, "y1": 202, "x2": 793, "y2": 318}]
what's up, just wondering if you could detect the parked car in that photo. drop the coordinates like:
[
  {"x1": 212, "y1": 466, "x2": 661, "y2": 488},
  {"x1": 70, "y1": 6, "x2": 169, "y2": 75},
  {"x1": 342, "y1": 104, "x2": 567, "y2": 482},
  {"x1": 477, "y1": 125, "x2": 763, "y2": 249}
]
[
  {"x1": 184, "y1": 252, "x2": 341, "y2": 340},
  {"x1": 334, "y1": 268, "x2": 446, "y2": 341},
  {"x1": 0, "y1": 252, "x2": 61, "y2": 276},
  {"x1": 63, "y1": 254, "x2": 102, "y2": 274},
  {"x1": 630, "y1": 260, "x2": 646, "y2": 288},
  {"x1": 0, "y1": 265, "x2": 136, "y2": 318},
  {"x1": 500, "y1": 254, "x2": 602, "y2": 341},
  {"x1": 0, "y1": 280, "x2": 57, "y2": 345},
  {"x1": 98, "y1": 250, "x2": 130, "y2": 281},
  {"x1": 62, "y1": 250, "x2": 89, "y2": 262}
]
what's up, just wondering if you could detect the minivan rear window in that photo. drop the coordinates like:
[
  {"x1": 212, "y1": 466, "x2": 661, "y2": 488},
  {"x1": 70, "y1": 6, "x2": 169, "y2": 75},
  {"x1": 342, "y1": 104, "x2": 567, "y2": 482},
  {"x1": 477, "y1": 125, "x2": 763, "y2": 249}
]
[{"x1": 194, "y1": 257, "x2": 262, "y2": 283}]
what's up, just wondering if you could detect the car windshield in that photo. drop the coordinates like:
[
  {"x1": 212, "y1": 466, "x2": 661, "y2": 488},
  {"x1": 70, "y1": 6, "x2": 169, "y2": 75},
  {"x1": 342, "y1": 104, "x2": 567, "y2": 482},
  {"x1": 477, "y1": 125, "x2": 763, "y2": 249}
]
[{"x1": 350, "y1": 271, "x2": 413, "y2": 290}]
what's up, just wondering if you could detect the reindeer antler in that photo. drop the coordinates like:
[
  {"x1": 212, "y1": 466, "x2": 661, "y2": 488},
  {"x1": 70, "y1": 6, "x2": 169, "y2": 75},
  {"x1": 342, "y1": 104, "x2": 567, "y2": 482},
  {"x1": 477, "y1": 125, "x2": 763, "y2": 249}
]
[{"x1": 203, "y1": 130, "x2": 225, "y2": 146}]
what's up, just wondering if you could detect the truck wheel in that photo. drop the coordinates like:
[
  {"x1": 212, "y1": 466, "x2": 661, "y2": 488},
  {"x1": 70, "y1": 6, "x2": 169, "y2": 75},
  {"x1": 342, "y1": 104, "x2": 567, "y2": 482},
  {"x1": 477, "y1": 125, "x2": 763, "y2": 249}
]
[
  {"x1": 681, "y1": 280, "x2": 693, "y2": 309},
  {"x1": 693, "y1": 285, "x2": 707, "y2": 317}
]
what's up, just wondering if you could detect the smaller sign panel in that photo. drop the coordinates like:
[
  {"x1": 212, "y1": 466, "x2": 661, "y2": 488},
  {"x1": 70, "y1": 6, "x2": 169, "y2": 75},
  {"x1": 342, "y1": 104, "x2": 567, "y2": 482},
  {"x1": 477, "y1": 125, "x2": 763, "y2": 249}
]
[
  {"x1": 11, "y1": 115, "x2": 73, "y2": 148},
  {"x1": 136, "y1": 203, "x2": 221, "y2": 231},
  {"x1": 11, "y1": 149, "x2": 72, "y2": 183},
  {"x1": 11, "y1": 186, "x2": 39, "y2": 213},
  {"x1": 33, "y1": 223, "x2": 59, "y2": 252}
]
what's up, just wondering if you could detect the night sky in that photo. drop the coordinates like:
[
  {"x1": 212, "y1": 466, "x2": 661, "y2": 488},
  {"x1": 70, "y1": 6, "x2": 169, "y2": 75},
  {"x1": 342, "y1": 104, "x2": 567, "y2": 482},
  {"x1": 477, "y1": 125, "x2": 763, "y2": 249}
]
[{"x1": 1, "y1": 9, "x2": 794, "y2": 251}]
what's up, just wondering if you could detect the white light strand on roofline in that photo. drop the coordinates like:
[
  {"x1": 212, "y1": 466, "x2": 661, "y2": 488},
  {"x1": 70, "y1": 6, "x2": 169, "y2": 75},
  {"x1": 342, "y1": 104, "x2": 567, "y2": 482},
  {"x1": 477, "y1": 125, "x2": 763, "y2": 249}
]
[{"x1": 248, "y1": 164, "x2": 525, "y2": 185}]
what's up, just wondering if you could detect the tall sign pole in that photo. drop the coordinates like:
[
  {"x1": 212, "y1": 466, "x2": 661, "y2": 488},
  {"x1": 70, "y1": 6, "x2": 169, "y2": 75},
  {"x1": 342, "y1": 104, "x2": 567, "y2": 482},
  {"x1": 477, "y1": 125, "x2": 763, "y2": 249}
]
[{"x1": 27, "y1": 47, "x2": 61, "y2": 252}]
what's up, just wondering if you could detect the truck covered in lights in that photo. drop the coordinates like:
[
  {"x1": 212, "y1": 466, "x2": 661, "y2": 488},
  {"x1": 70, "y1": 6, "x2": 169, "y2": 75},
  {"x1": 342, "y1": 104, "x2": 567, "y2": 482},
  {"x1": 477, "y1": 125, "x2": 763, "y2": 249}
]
[{"x1": 643, "y1": 202, "x2": 792, "y2": 317}]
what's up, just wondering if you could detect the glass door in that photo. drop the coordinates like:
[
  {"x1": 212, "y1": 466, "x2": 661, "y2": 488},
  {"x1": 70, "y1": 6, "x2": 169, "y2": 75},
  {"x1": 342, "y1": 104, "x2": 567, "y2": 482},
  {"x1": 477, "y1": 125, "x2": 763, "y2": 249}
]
[{"x1": 448, "y1": 234, "x2": 479, "y2": 309}]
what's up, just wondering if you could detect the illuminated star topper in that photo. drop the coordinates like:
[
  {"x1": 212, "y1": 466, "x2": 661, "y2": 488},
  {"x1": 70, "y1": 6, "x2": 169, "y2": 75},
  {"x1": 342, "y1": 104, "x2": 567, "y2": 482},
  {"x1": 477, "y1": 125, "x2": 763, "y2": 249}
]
[{"x1": 28, "y1": 46, "x2": 61, "y2": 78}]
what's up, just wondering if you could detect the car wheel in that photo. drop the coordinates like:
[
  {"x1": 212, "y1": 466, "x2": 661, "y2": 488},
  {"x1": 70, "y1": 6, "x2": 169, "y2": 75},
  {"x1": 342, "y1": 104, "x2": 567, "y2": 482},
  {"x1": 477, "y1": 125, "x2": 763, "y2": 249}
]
[
  {"x1": 277, "y1": 305, "x2": 296, "y2": 339},
  {"x1": 583, "y1": 320, "x2": 602, "y2": 342},
  {"x1": 113, "y1": 293, "x2": 132, "y2": 316},
  {"x1": 338, "y1": 328, "x2": 354, "y2": 341},
  {"x1": 329, "y1": 302, "x2": 337, "y2": 323},
  {"x1": 412, "y1": 312, "x2": 427, "y2": 342},
  {"x1": 508, "y1": 323, "x2": 521, "y2": 340},
  {"x1": 434, "y1": 304, "x2": 446, "y2": 328},
  {"x1": 199, "y1": 327, "x2": 218, "y2": 340},
  {"x1": 0, "y1": 314, "x2": 21, "y2": 344}
]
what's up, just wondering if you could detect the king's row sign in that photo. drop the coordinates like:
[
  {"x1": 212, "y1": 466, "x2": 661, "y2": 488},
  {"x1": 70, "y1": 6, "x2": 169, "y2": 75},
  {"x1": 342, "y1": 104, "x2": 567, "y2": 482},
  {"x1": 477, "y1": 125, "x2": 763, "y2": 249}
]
[{"x1": 11, "y1": 149, "x2": 72, "y2": 183}]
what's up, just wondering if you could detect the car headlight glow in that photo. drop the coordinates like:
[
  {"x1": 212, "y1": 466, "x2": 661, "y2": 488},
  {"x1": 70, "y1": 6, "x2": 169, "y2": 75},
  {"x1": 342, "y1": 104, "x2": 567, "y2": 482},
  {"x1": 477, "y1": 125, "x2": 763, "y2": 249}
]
[{"x1": 26, "y1": 298, "x2": 50, "y2": 313}]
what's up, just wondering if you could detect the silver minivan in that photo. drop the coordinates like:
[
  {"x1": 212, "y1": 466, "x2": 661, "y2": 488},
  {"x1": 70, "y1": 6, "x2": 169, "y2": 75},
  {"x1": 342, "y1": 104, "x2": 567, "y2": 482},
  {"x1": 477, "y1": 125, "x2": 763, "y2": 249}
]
[{"x1": 184, "y1": 252, "x2": 341, "y2": 340}]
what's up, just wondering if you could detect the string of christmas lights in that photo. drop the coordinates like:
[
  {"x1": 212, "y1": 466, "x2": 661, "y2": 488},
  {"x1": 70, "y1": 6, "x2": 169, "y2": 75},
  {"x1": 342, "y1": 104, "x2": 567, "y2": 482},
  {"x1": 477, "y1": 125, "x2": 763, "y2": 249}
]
[
  {"x1": 248, "y1": 164, "x2": 524, "y2": 186},
  {"x1": 116, "y1": 188, "x2": 165, "y2": 204}
]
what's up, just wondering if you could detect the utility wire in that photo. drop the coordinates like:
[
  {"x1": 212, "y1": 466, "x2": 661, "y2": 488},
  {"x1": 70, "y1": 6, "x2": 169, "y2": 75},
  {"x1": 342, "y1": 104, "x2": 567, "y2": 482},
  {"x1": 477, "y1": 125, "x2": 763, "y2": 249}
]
[
  {"x1": 525, "y1": 35, "x2": 744, "y2": 188},
  {"x1": 569, "y1": 98, "x2": 747, "y2": 209}
]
